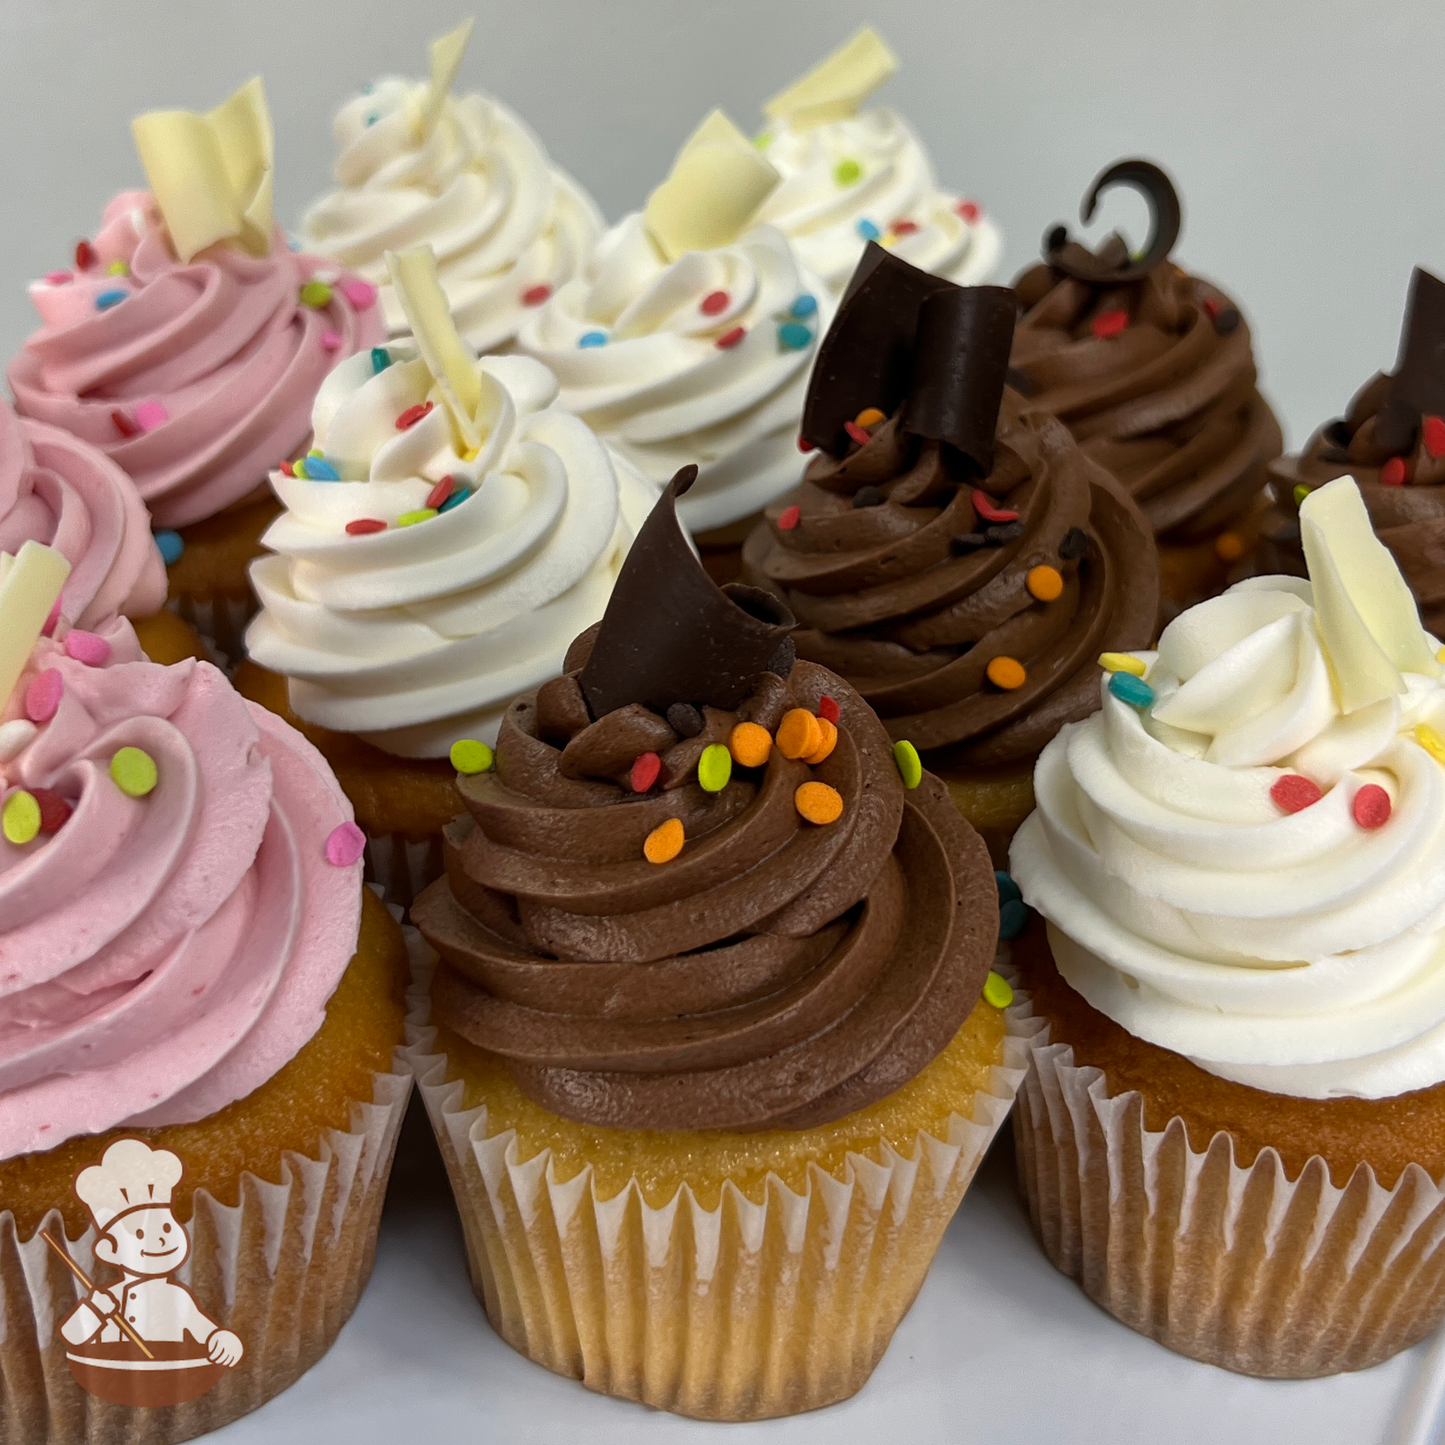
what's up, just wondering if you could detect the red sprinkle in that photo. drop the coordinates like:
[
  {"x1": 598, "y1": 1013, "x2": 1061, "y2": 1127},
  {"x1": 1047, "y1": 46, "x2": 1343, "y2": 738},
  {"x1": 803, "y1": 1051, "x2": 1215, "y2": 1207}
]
[
  {"x1": 972, "y1": 488, "x2": 1020, "y2": 524},
  {"x1": 395, "y1": 401, "x2": 434, "y2": 430},
  {"x1": 110, "y1": 408, "x2": 138, "y2": 438},
  {"x1": 1203, "y1": 297, "x2": 1221, "y2": 320},
  {"x1": 1353, "y1": 783, "x2": 1392, "y2": 829},
  {"x1": 956, "y1": 200, "x2": 981, "y2": 223},
  {"x1": 426, "y1": 475, "x2": 456, "y2": 509},
  {"x1": 346, "y1": 518, "x2": 388, "y2": 535},
  {"x1": 279, "y1": 460, "x2": 294, "y2": 477},
  {"x1": 1425, "y1": 415, "x2": 1445, "y2": 459},
  {"x1": 797, "y1": 435, "x2": 816, "y2": 453},
  {"x1": 1381, "y1": 456, "x2": 1408, "y2": 487},
  {"x1": 521, "y1": 283, "x2": 553, "y2": 306},
  {"x1": 1270, "y1": 774, "x2": 1322, "y2": 814},
  {"x1": 631, "y1": 751, "x2": 661, "y2": 793},
  {"x1": 891, "y1": 219, "x2": 920, "y2": 236},
  {"x1": 1091, "y1": 309, "x2": 1129, "y2": 340},
  {"x1": 818, "y1": 695, "x2": 840, "y2": 724},
  {"x1": 74, "y1": 239, "x2": 96, "y2": 271},
  {"x1": 777, "y1": 505, "x2": 801, "y2": 531},
  {"x1": 700, "y1": 290, "x2": 730, "y2": 316},
  {"x1": 31, "y1": 788, "x2": 71, "y2": 835},
  {"x1": 844, "y1": 420, "x2": 871, "y2": 447},
  {"x1": 716, "y1": 325, "x2": 746, "y2": 350}
]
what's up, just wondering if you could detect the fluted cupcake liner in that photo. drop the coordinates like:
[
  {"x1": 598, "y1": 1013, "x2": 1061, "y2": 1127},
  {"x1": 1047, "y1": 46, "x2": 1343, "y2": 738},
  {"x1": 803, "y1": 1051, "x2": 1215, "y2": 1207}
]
[
  {"x1": 405, "y1": 951, "x2": 1035, "y2": 1421},
  {"x1": 166, "y1": 593, "x2": 255, "y2": 672},
  {"x1": 0, "y1": 1056, "x2": 412, "y2": 1444},
  {"x1": 1012, "y1": 991, "x2": 1445, "y2": 1378},
  {"x1": 364, "y1": 832, "x2": 445, "y2": 914}
]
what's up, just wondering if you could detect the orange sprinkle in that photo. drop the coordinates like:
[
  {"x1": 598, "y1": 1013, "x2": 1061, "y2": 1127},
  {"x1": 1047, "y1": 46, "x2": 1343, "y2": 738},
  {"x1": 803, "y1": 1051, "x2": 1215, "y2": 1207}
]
[
  {"x1": 1214, "y1": 531, "x2": 1244, "y2": 562},
  {"x1": 776, "y1": 708, "x2": 823, "y2": 760},
  {"x1": 854, "y1": 406, "x2": 885, "y2": 429},
  {"x1": 643, "y1": 817, "x2": 685, "y2": 864},
  {"x1": 729, "y1": 721, "x2": 773, "y2": 768},
  {"x1": 1026, "y1": 565, "x2": 1063, "y2": 602},
  {"x1": 795, "y1": 781, "x2": 844, "y2": 825},
  {"x1": 987, "y1": 656, "x2": 1027, "y2": 690},
  {"x1": 803, "y1": 715, "x2": 837, "y2": 765}
]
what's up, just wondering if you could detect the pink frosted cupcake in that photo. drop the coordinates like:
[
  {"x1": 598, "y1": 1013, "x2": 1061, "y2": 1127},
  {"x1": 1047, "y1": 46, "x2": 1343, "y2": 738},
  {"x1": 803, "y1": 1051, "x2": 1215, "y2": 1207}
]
[{"x1": 7, "y1": 81, "x2": 385, "y2": 656}]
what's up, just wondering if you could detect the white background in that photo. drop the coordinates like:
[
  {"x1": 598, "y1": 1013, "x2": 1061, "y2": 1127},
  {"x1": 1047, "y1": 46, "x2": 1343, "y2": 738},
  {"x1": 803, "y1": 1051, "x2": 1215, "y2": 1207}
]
[{"x1": 1, "y1": 0, "x2": 1442, "y2": 446}]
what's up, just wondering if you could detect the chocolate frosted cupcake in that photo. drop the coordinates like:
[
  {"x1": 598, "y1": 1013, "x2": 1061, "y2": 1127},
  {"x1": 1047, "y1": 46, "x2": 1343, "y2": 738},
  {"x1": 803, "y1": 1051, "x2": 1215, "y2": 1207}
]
[
  {"x1": 407, "y1": 467, "x2": 1030, "y2": 1419},
  {"x1": 743, "y1": 244, "x2": 1158, "y2": 861},
  {"x1": 1010, "y1": 160, "x2": 1282, "y2": 614},
  {"x1": 1262, "y1": 267, "x2": 1445, "y2": 632}
]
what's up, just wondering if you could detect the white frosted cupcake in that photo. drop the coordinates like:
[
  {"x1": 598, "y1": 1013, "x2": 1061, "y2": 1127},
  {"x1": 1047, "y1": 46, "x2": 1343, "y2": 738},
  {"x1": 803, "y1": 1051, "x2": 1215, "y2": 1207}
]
[
  {"x1": 753, "y1": 28, "x2": 1002, "y2": 294},
  {"x1": 301, "y1": 20, "x2": 603, "y2": 355}
]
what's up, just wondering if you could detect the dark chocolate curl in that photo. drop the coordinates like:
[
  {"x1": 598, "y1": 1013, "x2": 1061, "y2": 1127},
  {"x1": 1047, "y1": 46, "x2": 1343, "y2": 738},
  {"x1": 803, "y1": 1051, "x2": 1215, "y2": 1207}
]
[
  {"x1": 1043, "y1": 158, "x2": 1182, "y2": 285},
  {"x1": 1376, "y1": 267, "x2": 1445, "y2": 455},
  {"x1": 901, "y1": 285, "x2": 1016, "y2": 476},
  {"x1": 800, "y1": 242, "x2": 953, "y2": 456},
  {"x1": 578, "y1": 466, "x2": 796, "y2": 719}
]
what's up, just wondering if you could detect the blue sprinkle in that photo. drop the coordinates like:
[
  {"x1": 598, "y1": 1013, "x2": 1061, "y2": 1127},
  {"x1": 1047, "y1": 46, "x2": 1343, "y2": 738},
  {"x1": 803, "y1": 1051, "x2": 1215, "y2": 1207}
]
[
  {"x1": 777, "y1": 321, "x2": 812, "y2": 351},
  {"x1": 439, "y1": 485, "x2": 471, "y2": 513},
  {"x1": 999, "y1": 898, "x2": 1028, "y2": 941},
  {"x1": 995, "y1": 870, "x2": 1021, "y2": 906},
  {"x1": 154, "y1": 529, "x2": 184, "y2": 566},
  {"x1": 856, "y1": 219, "x2": 881, "y2": 242},
  {"x1": 1108, "y1": 671, "x2": 1156, "y2": 709},
  {"x1": 306, "y1": 457, "x2": 341, "y2": 482},
  {"x1": 790, "y1": 293, "x2": 817, "y2": 319},
  {"x1": 371, "y1": 346, "x2": 392, "y2": 374},
  {"x1": 95, "y1": 289, "x2": 127, "y2": 310},
  {"x1": 361, "y1": 82, "x2": 375, "y2": 95},
  {"x1": 578, "y1": 330, "x2": 608, "y2": 348},
  {"x1": 365, "y1": 113, "x2": 380, "y2": 127},
  {"x1": 287, "y1": 234, "x2": 302, "y2": 252}
]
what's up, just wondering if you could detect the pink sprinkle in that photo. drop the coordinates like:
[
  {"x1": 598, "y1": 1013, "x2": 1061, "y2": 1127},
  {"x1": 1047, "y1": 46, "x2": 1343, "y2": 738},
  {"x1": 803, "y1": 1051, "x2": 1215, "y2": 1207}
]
[
  {"x1": 25, "y1": 670, "x2": 63, "y2": 724},
  {"x1": 45, "y1": 270, "x2": 73, "y2": 285},
  {"x1": 134, "y1": 400, "x2": 168, "y2": 432},
  {"x1": 326, "y1": 821, "x2": 367, "y2": 867},
  {"x1": 63, "y1": 630, "x2": 111, "y2": 666},
  {"x1": 320, "y1": 329, "x2": 343, "y2": 351},
  {"x1": 42, "y1": 598, "x2": 62, "y2": 637},
  {"x1": 340, "y1": 277, "x2": 378, "y2": 310}
]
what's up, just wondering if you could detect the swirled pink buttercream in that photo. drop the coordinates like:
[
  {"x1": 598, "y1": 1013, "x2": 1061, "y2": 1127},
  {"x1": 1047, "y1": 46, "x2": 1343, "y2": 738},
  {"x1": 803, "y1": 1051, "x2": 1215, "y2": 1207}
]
[
  {"x1": 0, "y1": 398, "x2": 164, "y2": 629},
  {"x1": 0, "y1": 618, "x2": 363, "y2": 1160},
  {"x1": 7, "y1": 191, "x2": 386, "y2": 529}
]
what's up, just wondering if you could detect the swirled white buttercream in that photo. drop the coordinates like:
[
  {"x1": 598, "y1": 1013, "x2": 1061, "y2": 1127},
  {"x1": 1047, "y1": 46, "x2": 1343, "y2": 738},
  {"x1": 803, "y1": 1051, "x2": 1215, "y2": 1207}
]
[
  {"x1": 245, "y1": 350, "x2": 657, "y2": 756},
  {"x1": 753, "y1": 108, "x2": 1002, "y2": 294},
  {"x1": 301, "y1": 77, "x2": 602, "y2": 354},
  {"x1": 1011, "y1": 571, "x2": 1445, "y2": 1100},
  {"x1": 516, "y1": 215, "x2": 834, "y2": 535}
]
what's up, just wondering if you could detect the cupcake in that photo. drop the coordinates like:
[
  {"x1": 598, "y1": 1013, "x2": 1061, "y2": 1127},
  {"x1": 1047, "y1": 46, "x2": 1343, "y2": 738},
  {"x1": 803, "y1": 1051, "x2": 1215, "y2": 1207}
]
[
  {"x1": 1261, "y1": 267, "x2": 1445, "y2": 632},
  {"x1": 517, "y1": 109, "x2": 834, "y2": 583},
  {"x1": 742, "y1": 244, "x2": 1158, "y2": 864},
  {"x1": 300, "y1": 20, "x2": 603, "y2": 355},
  {"x1": 753, "y1": 27, "x2": 1002, "y2": 294},
  {"x1": 0, "y1": 543, "x2": 411, "y2": 1441},
  {"x1": 241, "y1": 245, "x2": 657, "y2": 906},
  {"x1": 406, "y1": 466, "x2": 1030, "y2": 1420},
  {"x1": 6, "y1": 79, "x2": 385, "y2": 658},
  {"x1": 1010, "y1": 160, "x2": 1283, "y2": 616},
  {"x1": 1009, "y1": 476, "x2": 1445, "y2": 1376}
]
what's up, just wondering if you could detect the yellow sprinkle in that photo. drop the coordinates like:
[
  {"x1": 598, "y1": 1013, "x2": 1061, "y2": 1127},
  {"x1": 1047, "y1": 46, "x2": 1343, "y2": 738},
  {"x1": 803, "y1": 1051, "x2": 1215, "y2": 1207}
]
[
  {"x1": 795, "y1": 781, "x2": 844, "y2": 825},
  {"x1": 1214, "y1": 531, "x2": 1245, "y2": 563},
  {"x1": 106, "y1": 258, "x2": 130, "y2": 276},
  {"x1": 299, "y1": 280, "x2": 333, "y2": 308},
  {"x1": 854, "y1": 406, "x2": 886, "y2": 429},
  {"x1": 110, "y1": 746, "x2": 158, "y2": 797},
  {"x1": 2, "y1": 790, "x2": 40, "y2": 845},
  {"x1": 982, "y1": 971, "x2": 1014, "y2": 1010},
  {"x1": 644, "y1": 816, "x2": 685, "y2": 864},
  {"x1": 1437, "y1": 646, "x2": 1445, "y2": 665},
  {"x1": 1294, "y1": 484, "x2": 1311, "y2": 507},
  {"x1": 398, "y1": 508, "x2": 438, "y2": 527},
  {"x1": 450, "y1": 739, "x2": 493, "y2": 774},
  {"x1": 1417, "y1": 725, "x2": 1445, "y2": 767},
  {"x1": 1099, "y1": 652, "x2": 1146, "y2": 677}
]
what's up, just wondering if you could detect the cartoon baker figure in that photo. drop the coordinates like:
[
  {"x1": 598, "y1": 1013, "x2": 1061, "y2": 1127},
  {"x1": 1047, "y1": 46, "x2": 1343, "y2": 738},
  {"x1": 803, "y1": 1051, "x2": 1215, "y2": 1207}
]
[{"x1": 58, "y1": 1139, "x2": 244, "y2": 1370}]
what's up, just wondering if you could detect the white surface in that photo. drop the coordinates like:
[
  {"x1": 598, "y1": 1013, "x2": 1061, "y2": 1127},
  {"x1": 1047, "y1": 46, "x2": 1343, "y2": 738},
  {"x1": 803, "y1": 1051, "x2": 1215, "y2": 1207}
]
[
  {"x1": 208, "y1": 1101, "x2": 1444, "y2": 1444},
  {"x1": 1, "y1": 0, "x2": 1445, "y2": 445}
]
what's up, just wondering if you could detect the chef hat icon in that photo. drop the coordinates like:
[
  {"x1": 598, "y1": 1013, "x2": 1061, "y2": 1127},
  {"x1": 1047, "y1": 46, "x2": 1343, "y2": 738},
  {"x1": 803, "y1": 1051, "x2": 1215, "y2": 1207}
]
[{"x1": 75, "y1": 1139, "x2": 185, "y2": 1236}]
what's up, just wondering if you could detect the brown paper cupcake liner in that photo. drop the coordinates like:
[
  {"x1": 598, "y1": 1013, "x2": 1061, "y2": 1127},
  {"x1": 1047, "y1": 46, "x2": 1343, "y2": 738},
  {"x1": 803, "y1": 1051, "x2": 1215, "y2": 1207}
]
[
  {"x1": 0, "y1": 1055, "x2": 412, "y2": 1444},
  {"x1": 1012, "y1": 986, "x2": 1445, "y2": 1378},
  {"x1": 167, "y1": 593, "x2": 255, "y2": 672},
  {"x1": 364, "y1": 832, "x2": 445, "y2": 914},
  {"x1": 404, "y1": 950, "x2": 1035, "y2": 1420}
]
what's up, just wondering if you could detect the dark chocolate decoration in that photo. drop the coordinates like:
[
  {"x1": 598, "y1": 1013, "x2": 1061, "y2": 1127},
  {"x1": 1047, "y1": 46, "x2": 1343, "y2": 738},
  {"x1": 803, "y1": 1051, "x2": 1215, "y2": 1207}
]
[
  {"x1": 666, "y1": 702, "x2": 703, "y2": 737},
  {"x1": 1323, "y1": 418, "x2": 1353, "y2": 448},
  {"x1": 769, "y1": 637, "x2": 797, "y2": 677},
  {"x1": 986, "y1": 521, "x2": 1023, "y2": 544},
  {"x1": 951, "y1": 533, "x2": 985, "y2": 555},
  {"x1": 1058, "y1": 526, "x2": 1089, "y2": 561},
  {"x1": 1005, "y1": 366, "x2": 1037, "y2": 398},
  {"x1": 1212, "y1": 306, "x2": 1241, "y2": 336},
  {"x1": 1376, "y1": 268, "x2": 1445, "y2": 455},
  {"x1": 1043, "y1": 158, "x2": 1182, "y2": 286},
  {"x1": 853, "y1": 485, "x2": 885, "y2": 508},
  {"x1": 900, "y1": 284, "x2": 1017, "y2": 476},
  {"x1": 578, "y1": 465, "x2": 796, "y2": 719}
]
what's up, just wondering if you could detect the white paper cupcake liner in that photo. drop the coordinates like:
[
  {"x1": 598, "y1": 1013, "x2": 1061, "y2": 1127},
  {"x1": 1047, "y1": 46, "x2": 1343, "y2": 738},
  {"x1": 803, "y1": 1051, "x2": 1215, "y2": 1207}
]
[{"x1": 364, "y1": 831, "x2": 445, "y2": 913}]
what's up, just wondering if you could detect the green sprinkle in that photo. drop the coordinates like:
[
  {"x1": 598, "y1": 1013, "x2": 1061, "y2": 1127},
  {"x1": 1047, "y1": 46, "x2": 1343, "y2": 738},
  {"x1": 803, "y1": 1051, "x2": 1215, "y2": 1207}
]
[
  {"x1": 1293, "y1": 484, "x2": 1311, "y2": 507},
  {"x1": 371, "y1": 346, "x2": 392, "y2": 374},
  {"x1": 450, "y1": 739, "x2": 494, "y2": 775},
  {"x1": 299, "y1": 280, "x2": 333, "y2": 308},
  {"x1": 983, "y1": 971, "x2": 1014, "y2": 1010},
  {"x1": 106, "y1": 258, "x2": 129, "y2": 276},
  {"x1": 752, "y1": 129, "x2": 772, "y2": 150},
  {"x1": 698, "y1": 743, "x2": 732, "y2": 793},
  {"x1": 892, "y1": 739, "x2": 923, "y2": 789},
  {"x1": 308, "y1": 447, "x2": 323, "y2": 458},
  {"x1": 834, "y1": 158, "x2": 862, "y2": 186},
  {"x1": 398, "y1": 508, "x2": 438, "y2": 526},
  {"x1": 2, "y1": 791, "x2": 40, "y2": 845},
  {"x1": 111, "y1": 746, "x2": 158, "y2": 797},
  {"x1": 292, "y1": 457, "x2": 309, "y2": 479}
]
